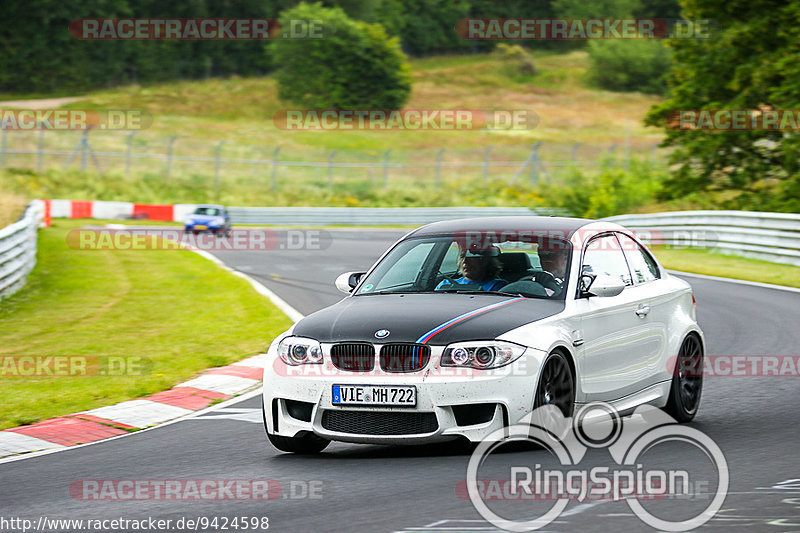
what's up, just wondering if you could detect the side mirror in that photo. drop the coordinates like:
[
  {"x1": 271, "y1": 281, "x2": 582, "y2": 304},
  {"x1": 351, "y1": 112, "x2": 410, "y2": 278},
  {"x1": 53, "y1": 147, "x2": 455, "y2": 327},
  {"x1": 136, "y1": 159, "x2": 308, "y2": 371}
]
[
  {"x1": 335, "y1": 271, "x2": 366, "y2": 294},
  {"x1": 582, "y1": 274, "x2": 625, "y2": 298}
]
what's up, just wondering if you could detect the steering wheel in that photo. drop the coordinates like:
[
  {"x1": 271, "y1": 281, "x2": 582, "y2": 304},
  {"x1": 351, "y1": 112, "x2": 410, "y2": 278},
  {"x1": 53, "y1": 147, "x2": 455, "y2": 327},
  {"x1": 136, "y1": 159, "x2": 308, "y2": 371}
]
[{"x1": 528, "y1": 270, "x2": 563, "y2": 297}]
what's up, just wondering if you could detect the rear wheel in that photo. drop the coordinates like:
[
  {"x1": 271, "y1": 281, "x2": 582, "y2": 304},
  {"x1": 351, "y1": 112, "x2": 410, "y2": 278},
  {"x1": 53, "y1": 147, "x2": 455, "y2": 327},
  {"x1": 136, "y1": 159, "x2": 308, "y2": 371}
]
[
  {"x1": 664, "y1": 334, "x2": 704, "y2": 422},
  {"x1": 262, "y1": 400, "x2": 329, "y2": 454}
]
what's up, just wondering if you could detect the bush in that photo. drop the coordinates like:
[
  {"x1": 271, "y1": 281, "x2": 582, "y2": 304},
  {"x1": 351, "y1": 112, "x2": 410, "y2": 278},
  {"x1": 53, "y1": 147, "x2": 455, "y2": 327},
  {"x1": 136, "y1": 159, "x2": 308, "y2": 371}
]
[
  {"x1": 492, "y1": 44, "x2": 536, "y2": 78},
  {"x1": 273, "y1": 2, "x2": 412, "y2": 109},
  {"x1": 537, "y1": 162, "x2": 665, "y2": 218},
  {"x1": 587, "y1": 40, "x2": 671, "y2": 95}
]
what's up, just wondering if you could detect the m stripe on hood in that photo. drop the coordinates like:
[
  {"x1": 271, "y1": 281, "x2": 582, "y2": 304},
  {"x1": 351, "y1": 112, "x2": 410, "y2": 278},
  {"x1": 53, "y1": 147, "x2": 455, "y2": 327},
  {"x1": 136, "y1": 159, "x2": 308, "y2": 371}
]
[{"x1": 415, "y1": 297, "x2": 526, "y2": 344}]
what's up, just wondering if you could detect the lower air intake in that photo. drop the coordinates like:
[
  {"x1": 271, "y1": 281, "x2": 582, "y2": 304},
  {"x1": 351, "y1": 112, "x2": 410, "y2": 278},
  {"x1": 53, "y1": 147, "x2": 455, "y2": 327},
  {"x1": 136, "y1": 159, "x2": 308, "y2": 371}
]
[{"x1": 321, "y1": 410, "x2": 438, "y2": 435}]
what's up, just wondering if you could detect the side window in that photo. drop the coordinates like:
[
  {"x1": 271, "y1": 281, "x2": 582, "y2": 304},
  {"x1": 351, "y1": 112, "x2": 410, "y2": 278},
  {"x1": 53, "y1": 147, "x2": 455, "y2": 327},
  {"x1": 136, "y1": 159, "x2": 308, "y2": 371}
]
[
  {"x1": 374, "y1": 242, "x2": 434, "y2": 290},
  {"x1": 582, "y1": 235, "x2": 633, "y2": 286},
  {"x1": 617, "y1": 233, "x2": 660, "y2": 283},
  {"x1": 439, "y1": 242, "x2": 461, "y2": 274}
]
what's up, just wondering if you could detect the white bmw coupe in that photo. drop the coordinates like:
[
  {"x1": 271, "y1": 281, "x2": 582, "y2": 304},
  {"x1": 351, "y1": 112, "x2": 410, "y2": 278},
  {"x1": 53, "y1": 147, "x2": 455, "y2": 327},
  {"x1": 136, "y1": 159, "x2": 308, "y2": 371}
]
[{"x1": 262, "y1": 217, "x2": 704, "y2": 453}]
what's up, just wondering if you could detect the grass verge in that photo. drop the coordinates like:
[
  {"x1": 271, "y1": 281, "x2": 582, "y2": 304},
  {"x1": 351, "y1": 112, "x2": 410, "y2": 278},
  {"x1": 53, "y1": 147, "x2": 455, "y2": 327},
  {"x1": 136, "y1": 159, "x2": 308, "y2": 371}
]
[
  {"x1": 0, "y1": 193, "x2": 26, "y2": 228},
  {"x1": 652, "y1": 247, "x2": 800, "y2": 289},
  {"x1": 0, "y1": 219, "x2": 292, "y2": 430}
]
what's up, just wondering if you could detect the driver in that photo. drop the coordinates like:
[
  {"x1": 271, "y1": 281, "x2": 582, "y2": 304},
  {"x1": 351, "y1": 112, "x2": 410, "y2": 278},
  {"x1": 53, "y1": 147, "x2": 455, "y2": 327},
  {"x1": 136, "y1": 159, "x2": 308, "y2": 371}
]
[
  {"x1": 436, "y1": 245, "x2": 507, "y2": 292},
  {"x1": 538, "y1": 248, "x2": 568, "y2": 281}
]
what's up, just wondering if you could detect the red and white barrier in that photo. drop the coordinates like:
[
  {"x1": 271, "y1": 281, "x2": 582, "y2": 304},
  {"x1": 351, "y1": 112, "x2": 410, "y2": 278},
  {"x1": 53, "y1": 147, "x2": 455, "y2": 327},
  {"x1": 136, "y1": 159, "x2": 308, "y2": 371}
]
[{"x1": 45, "y1": 200, "x2": 196, "y2": 223}]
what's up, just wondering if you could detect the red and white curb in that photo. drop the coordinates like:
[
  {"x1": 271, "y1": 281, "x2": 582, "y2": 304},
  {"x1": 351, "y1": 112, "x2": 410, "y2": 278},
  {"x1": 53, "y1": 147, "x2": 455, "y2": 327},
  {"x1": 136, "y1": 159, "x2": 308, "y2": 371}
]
[
  {"x1": 0, "y1": 354, "x2": 267, "y2": 459},
  {"x1": 0, "y1": 245, "x2": 303, "y2": 461}
]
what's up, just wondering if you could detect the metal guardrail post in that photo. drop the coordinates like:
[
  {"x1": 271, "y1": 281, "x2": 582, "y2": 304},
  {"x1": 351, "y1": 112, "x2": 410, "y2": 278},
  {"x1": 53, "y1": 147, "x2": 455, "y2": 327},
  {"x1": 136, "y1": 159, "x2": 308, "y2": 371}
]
[
  {"x1": 125, "y1": 131, "x2": 136, "y2": 175},
  {"x1": 435, "y1": 148, "x2": 444, "y2": 188},
  {"x1": 571, "y1": 142, "x2": 582, "y2": 164},
  {"x1": 165, "y1": 135, "x2": 178, "y2": 180},
  {"x1": 530, "y1": 142, "x2": 542, "y2": 185},
  {"x1": 483, "y1": 145, "x2": 492, "y2": 184},
  {"x1": 327, "y1": 150, "x2": 337, "y2": 190},
  {"x1": 271, "y1": 146, "x2": 280, "y2": 191},
  {"x1": 0, "y1": 127, "x2": 6, "y2": 167},
  {"x1": 382, "y1": 149, "x2": 391, "y2": 188},
  {"x1": 80, "y1": 129, "x2": 89, "y2": 171},
  {"x1": 37, "y1": 129, "x2": 45, "y2": 173},
  {"x1": 214, "y1": 140, "x2": 226, "y2": 192}
]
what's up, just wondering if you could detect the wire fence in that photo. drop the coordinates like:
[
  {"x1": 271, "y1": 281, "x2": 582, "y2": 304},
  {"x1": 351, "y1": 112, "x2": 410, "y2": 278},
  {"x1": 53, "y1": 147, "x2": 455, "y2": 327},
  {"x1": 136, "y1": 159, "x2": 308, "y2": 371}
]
[{"x1": 0, "y1": 128, "x2": 667, "y2": 191}]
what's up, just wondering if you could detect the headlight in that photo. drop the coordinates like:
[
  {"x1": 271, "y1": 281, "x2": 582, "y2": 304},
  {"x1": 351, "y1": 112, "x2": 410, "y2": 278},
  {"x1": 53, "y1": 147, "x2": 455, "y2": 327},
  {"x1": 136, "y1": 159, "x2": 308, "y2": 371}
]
[
  {"x1": 441, "y1": 341, "x2": 526, "y2": 369},
  {"x1": 278, "y1": 336, "x2": 323, "y2": 365}
]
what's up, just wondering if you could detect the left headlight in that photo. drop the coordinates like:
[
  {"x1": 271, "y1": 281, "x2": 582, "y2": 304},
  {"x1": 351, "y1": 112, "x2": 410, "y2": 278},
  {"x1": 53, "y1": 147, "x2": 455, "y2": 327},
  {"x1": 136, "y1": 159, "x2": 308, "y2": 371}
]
[
  {"x1": 278, "y1": 336, "x2": 323, "y2": 365},
  {"x1": 441, "y1": 341, "x2": 526, "y2": 369}
]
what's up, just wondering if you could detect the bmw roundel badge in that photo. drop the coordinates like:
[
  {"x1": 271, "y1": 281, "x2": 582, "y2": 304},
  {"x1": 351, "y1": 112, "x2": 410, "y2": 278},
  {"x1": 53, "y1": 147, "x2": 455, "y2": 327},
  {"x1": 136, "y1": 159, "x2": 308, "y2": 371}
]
[{"x1": 374, "y1": 329, "x2": 390, "y2": 339}]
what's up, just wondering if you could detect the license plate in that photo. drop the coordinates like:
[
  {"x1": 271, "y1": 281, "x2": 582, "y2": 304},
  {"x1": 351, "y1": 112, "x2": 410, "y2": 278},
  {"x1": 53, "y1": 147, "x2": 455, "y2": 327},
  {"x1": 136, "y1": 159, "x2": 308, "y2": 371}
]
[
  {"x1": 195, "y1": 225, "x2": 207, "y2": 230},
  {"x1": 332, "y1": 385, "x2": 416, "y2": 406}
]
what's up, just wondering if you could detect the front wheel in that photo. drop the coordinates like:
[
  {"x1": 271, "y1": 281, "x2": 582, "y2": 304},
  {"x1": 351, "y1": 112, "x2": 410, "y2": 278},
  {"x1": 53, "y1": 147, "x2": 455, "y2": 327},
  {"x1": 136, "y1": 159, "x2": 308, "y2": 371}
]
[
  {"x1": 262, "y1": 400, "x2": 329, "y2": 454},
  {"x1": 534, "y1": 351, "x2": 574, "y2": 417},
  {"x1": 664, "y1": 334, "x2": 704, "y2": 423}
]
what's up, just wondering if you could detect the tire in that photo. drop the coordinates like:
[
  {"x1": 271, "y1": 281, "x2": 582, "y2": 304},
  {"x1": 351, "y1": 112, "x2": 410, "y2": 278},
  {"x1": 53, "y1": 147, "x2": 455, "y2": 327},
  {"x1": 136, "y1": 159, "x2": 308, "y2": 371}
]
[
  {"x1": 664, "y1": 334, "x2": 704, "y2": 423},
  {"x1": 534, "y1": 351, "x2": 575, "y2": 418},
  {"x1": 262, "y1": 399, "x2": 329, "y2": 454}
]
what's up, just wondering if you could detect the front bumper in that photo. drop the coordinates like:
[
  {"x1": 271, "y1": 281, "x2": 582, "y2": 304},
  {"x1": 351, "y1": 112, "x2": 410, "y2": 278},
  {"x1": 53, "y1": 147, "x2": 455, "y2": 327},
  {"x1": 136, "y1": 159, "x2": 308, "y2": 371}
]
[{"x1": 262, "y1": 345, "x2": 546, "y2": 445}]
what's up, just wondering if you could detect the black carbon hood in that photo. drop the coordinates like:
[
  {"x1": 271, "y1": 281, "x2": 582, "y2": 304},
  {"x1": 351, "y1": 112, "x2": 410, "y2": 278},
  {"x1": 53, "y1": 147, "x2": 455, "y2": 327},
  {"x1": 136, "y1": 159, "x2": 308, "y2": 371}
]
[{"x1": 292, "y1": 293, "x2": 565, "y2": 345}]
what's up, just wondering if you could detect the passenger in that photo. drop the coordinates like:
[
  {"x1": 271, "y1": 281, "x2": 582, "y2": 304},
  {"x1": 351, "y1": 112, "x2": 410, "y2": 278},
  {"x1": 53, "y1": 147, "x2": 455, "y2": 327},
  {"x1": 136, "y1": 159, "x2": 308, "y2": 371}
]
[{"x1": 437, "y1": 246, "x2": 507, "y2": 291}]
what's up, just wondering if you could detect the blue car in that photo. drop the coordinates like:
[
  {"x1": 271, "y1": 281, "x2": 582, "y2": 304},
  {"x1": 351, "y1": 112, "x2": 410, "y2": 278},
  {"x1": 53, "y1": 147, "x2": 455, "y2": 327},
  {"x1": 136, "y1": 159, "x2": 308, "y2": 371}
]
[{"x1": 184, "y1": 205, "x2": 231, "y2": 237}]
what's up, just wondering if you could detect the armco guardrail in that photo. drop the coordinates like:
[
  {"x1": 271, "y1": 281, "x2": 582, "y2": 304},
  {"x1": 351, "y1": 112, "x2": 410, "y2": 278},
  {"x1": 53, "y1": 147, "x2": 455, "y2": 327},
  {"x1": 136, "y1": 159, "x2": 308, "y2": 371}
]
[
  {"x1": 0, "y1": 201, "x2": 42, "y2": 299},
  {"x1": 605, "y1": 210, "x2": 800, "y2": 266},
  {"x1": 226, "y1": 206, "x2": 568, "y2": 225}
]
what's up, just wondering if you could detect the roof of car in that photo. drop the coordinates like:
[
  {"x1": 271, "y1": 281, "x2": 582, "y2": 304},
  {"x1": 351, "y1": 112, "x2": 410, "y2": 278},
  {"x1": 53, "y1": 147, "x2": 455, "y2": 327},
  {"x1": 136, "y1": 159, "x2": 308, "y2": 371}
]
[
  {"x1": 407, "y1": 216, "x2": 595, "y2": 238},
  {"x1": 196, "y1": 204, "x2": 225, "y2": 208}
]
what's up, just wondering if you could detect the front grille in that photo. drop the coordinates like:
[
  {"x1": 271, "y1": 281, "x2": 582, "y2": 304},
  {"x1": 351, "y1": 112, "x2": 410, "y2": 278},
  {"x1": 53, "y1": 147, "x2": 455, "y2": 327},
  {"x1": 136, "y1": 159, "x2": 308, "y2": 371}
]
[
  {"x1": 321, "y1": 410, "x2": 438, "y2": 435},
  {"x1": 379, "y1": 344, "x2": 431, "y2": 373},
  {"x1": 330, "y1": 343, "x2": 375, "y2": 371}
]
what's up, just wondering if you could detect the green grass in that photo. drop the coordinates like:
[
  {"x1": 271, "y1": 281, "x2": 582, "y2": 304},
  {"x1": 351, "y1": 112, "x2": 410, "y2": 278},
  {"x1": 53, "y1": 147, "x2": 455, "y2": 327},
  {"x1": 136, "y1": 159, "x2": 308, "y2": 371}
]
[
  {"x1": 0, "y1": 219, "x2": 292, "y2": 430},
  {"x1": 0, "y1": 49, "x2": 667, "y2": 210},
  {"x1": 652, "y1": 247, "x2": 800, "y2": 288}
]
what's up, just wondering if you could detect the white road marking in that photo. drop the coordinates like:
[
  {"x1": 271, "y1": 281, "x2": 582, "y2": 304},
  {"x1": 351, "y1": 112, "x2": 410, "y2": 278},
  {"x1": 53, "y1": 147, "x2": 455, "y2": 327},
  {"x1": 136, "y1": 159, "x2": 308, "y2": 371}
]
[{"x1": 190, "y1": 408, "x2": 263, "y2": 424}]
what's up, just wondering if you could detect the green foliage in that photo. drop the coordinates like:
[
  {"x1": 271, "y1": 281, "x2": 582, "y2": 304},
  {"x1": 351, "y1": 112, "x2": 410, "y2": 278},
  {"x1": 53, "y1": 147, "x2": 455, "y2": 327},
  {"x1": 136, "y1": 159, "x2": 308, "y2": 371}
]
[
  {"x1": 645, "y1": 0, "x2": 800, "y2": 213},
  {"x1": 588, "y1": 40, "x2": 671, "y2": 94},
  {"x1": 492, "y1": 44, "x2": 536, "y2": 78},
  {"x1": 537, "y1": 161, "x2": 665, "y2": 218},
  {"x1": 273, "y1": 3, "x2": 411, "y2": 109}
]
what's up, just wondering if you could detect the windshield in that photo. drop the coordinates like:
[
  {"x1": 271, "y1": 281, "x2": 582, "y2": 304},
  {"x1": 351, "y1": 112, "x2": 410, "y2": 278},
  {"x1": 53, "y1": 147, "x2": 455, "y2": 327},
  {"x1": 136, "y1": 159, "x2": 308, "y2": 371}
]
[
  {"x1": 193, "y1": 207, "x2": 221, "y2": 216},
  {"x1": 357, "y1": 232, "x2": 572, "y2": 300}
]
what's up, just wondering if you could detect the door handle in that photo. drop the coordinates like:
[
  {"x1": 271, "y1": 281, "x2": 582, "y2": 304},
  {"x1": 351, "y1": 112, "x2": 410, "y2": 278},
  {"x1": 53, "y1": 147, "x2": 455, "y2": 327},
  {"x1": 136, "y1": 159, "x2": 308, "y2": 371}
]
[{"x1": 635, "y1": 305, "x2": 650, "y2": 317}]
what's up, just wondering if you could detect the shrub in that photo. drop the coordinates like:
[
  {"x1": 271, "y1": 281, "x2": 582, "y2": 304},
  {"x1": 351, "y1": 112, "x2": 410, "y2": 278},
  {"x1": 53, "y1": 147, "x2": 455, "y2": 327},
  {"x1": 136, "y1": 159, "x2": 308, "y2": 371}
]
[
  {"x1": 587, "y1": 40, "x2": 671, "y2": 95},
  {"x1": 273, "y1": 2, "x2": 412, "y2": 110}
]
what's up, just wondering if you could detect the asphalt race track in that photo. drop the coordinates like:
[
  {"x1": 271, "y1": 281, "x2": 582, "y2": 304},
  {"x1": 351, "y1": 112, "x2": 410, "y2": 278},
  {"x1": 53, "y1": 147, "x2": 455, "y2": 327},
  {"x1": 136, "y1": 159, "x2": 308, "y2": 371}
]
[{"x1": 2, "y1": 229, "x2": 799, "y2": 532}]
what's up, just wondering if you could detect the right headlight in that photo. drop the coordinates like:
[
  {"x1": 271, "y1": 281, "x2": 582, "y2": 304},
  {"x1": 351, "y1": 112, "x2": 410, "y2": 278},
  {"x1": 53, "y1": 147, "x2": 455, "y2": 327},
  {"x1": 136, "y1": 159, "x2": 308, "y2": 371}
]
[
  {"x1": 277, "y1": 336, "x2": 323, "y2": 366},
  {"x1": 441, "y1": 341, "x2": 527, "y2": 369}
]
